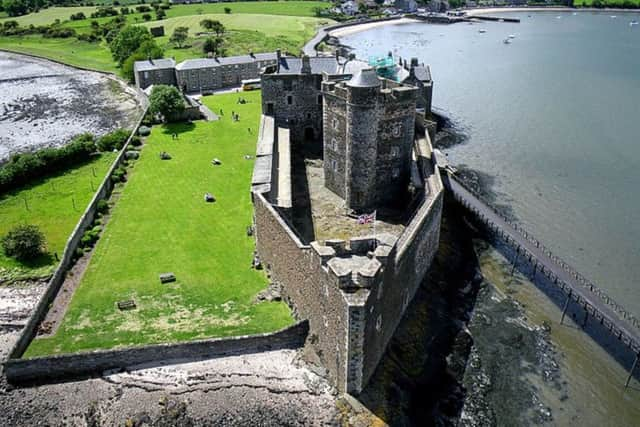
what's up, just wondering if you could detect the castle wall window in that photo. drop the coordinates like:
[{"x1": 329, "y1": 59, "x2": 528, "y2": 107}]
[
  {"x1": 332, "y1": 118, "x2": 339, "y2": 130},
  {"x1": 330, "y1": 138, "x2": 338, "y2": 151},
  {"x1": 284, "y1": 80, "x2": 292, "y2": 91},
  {"x1": 144, "y1": 71, "x2": 149, "y2": 79},
  {"x1": 328, "y1": 158, "x2": 337, "y2": 172},
  {"x1": 317, "y1": 95, "x2": 322, "y2": 105},
  {"x1": 287, "y1": 95, "x2": 293, "y2": 105},
  {"x1": 390, "y1": 146, "x2": 399, "y2": 157}
]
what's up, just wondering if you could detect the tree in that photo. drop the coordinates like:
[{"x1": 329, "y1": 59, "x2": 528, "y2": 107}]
[
  {"x1": 142, "y1": 13, "x2": 151, "y2": 21},
  {"x1": 155, "y1": 8, "x2": 165, "y2": 20},
  {"x1": 148, "y1": 85, "x2": 184, "y2": 122},
  {"x1": 3, "y1": 0, "x2": 29, "y2": 17},
  {"x1": 202, "y1": 37, "x2": 223, "y2": 56},
  {"x1": 121, "y1": 39, "x2": 163, "y2": 81},
  {"x1": 109, "y1": 25, "x2": 153, "y2": 65},
  {"x1": 224, "y1": 7, "x2": 231, "y2": 14},
  {"x1": 200, "y1": 18, "x2": 215, "y2": 31},
  {"x1": 170, "y1": 26, "x2": 189, "y2": 48},
  {"x1": 2, "y1": 225, "x2": 46, "y2": 261},
  {"x1": 211, "y1": 20, "x2": 225, "y2": 37}
]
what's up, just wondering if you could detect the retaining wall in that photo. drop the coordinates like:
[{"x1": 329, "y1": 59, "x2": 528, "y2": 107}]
[
  {"x1": 4, "y1": 321, "x2": 308, "y2": 383},
  {"x1": 6, "y1": 108, "x2": 148, "y2": 362}
]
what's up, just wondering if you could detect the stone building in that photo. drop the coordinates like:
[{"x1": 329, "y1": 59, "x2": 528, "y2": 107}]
[
  {"x1": 133, "y1": 58, "x2": 176, "y2": 91},
  {"x1": 133, "y1": 52, "x2": 278, "y2": 92},
  {"x1": 253, "y1": 52, "x2": 444, "y2": 394},
  {"x1": 322, "y1": 69, "x2": 418, "y2": 211},
  {"x1": 400, "y1": 57, "x2": 433, "y2": 113},
  {"x1": 175, "y1": 52, "x2": 278, "y2": 93},
  {"x1": 261, "y1": 54, "x2": 368, "y2": 146}
]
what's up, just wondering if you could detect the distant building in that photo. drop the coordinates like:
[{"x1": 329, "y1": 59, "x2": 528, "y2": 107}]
[
  {"x1": 395, "y1": 0, "x2": 418, "y2": 12},
  {"x1": 341, "y1": 0, "x2": 359, "y2": 16},
  {"x1": 133, "y1": 58, "x2": 177, "y2": 91},
  {"x1": 399, "y1": 57, "x2": 433, "y2": 113}
]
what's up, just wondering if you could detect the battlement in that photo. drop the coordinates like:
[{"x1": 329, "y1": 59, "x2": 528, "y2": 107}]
[{"x1": 310, "y1": 234, "x2": 396, "y2": 292}]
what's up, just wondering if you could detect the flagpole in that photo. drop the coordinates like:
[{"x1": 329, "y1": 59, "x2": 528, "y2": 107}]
[{"x1": 373, "y1": 210, "x2": 377, "y2": 250}]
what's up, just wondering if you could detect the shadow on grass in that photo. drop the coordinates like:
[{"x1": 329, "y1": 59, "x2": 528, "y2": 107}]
[
  {"x1": 160, "y1": 122, "x2": 196, "y2": 136},
  {"x1": 8, "y1": 251, "x2": 56, "y2": 270}
]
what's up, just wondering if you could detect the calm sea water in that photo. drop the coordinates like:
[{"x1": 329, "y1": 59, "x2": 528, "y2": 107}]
[{"x1": 340, "y1": 11, "x2": 640, "y2": 318}]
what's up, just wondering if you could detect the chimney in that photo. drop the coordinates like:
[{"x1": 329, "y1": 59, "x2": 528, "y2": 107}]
[
  {"x1": 301, "y1": 54, "x2": 311, "y2": 74},
  {"x1": 276, "y1": 49, "x2": 281, "y2": 73},
  {"x1": 207, "y1": 51, "x2": 213, "y2": 58},
  {"x1": 411, "y1": 57, "x2": 419, "y2": 67}
]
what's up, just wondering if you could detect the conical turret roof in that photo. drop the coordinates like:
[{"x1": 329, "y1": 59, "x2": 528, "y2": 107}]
[{"x1": 347, "y1": 68, "x2": 381, "y2": 88}]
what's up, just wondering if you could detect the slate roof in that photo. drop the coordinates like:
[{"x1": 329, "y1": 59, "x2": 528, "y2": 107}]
[
  {"x1": 134, "y1": 58, "x2": 176, "y2": 72},
  {"x1": 176, "y1": 52, "x2": 278, "y2": 71},
  {"x1": 275, "y1": 57, "x2": 369, "y2": 76}
]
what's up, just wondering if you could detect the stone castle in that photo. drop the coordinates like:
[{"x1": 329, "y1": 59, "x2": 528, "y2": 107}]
[{"x1": 252, "y1": 53, "x2": 443, "y2": 394}]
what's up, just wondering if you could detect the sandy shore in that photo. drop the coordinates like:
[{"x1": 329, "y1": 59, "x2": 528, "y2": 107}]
[
  {"x1": 466, "y1": 6, "x2": 640, "y2": 14},
  {"x1": 329, "y1": 17, "x2": 419, "y2": 37}
]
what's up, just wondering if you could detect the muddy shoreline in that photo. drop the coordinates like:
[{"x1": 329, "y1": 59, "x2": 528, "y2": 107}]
[{"x1": 0, "y1": 51, "x2": 142, "y2": 163}]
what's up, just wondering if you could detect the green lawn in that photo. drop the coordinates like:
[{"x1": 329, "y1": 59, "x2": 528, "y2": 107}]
[
  {"x1": 0, "y1": 153, "x2": 116, "y2": 281},
  {"x1": 574, "y1": 0, "x2": 640, "y2": 5},
  {"x1": 24, "y1": 91, "x2": 293, "y2": 357}
]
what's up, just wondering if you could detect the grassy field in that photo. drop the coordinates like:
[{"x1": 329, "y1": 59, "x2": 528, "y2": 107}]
[
  {"x1": 146, "y1": 13, "x2": 329, "y2": 61},
  {"x1": 573, "y1": 0, "x2": 640, "y2": 5},
  {"x1": 24, "y1": 91, "x2": 293, "y2": 357},
  {"x1": 0, "y1": 35, "x2": 119, "y2": 73},
  {"x1": 0, "y1": 6, "x2": 99, "y2": 26},
  {"x1": 0, "y1": 2, "x2": 330, "y2": 75},
  {"x1": 0, "y1": 153, "x2": 116, "y2": 280}
]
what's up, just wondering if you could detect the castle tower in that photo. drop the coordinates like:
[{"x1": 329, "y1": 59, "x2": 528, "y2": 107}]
[{"x1": 322, "y1": 69, "x2": 418, "y2": 212}]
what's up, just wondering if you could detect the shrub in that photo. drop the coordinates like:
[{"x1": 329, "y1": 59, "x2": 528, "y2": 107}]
[
  {"x1": 142, "y1": 13, "x2": 151, "y2": 21},
  {"x1": 224, "y1": 7, "x2": 231, "y2": 14},
  {"x1": 130, "y1": 136, "x2": 142, "y2": 147},
  {"x1": 2, "y1": 225, "x2": 46, "y2": 261},
  {"x1": 0, "y1": 134, "x2": 96, "y2": 194},
  {"x1": 138, "y1": 126, "x2": 151, "y2": 136},
  {"x1": 97, "y1": 199, "x2": 109, "y2": 214},
  {"x1": 70, "y1": 12, "x2": 86, "y2": 20},
  {"x1": 97, "y1": 128, "x2": 130, "y2": 152}
]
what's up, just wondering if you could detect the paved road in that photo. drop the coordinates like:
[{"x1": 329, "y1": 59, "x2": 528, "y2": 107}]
[{"x1": 444, "y1": 172, "x2": 640, "y2": 354}]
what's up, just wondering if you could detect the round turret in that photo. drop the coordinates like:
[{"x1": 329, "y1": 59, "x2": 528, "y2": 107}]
[{"x1": 347, "y1": 68, "x2": 381, "y2": 88}]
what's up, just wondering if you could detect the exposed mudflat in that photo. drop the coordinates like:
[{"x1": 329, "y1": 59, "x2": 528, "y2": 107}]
[{"x1": 0, "y1": 51, "x2": 141, "y2": 162}]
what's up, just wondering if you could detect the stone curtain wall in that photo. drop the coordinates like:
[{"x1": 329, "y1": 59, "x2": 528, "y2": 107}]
[
  {"x1": 5, "y1": 321, "x2": 309, "y2": 383},
  {"x1": 359, "y1": 136, "x2": 444, "y2": 388},
  {"x1": 6, "y1": 109, "x2": 148, "y2": 362},
  {"x1": 253, "y1": 192, "x2": 350, "y2": 391}
]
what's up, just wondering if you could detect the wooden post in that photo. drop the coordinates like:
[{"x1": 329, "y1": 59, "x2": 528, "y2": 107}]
[
  {"x1": 560, "y1": 291, "x2": 572, "y2": 324},
  {"x1": 531, "y1": 262, "x2": 537, "y2": 279},
  {"x1": 511, "y1": 249, "x2": 519, "y2": 276},
  {"x1": 582, "y1": 310, "x2": 589, "y2": 329},
  {"x1": 625, "y1": 352, "x2": 639, "y2": 388}
]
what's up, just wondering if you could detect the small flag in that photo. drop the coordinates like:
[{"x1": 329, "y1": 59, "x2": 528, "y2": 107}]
[{"x1": 357, "y1": 211, "x2": 376, "y2": 225}]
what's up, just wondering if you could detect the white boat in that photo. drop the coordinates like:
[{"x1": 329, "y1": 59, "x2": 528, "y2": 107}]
[
  {"x1": 630, "y1": 21, "x2": 639, "y2": 26},
  {"x1": 508, "y1": 34, "x2": 516, "y2": 39},
  {"x1": 503, "y1": 38, "x2": 511, "y2": 44},
  {"x1": 611, "y1": 15, "x2": 617, "y2": 19},
  {"x1": 479, "y1": 29, "x2": 486, "y2": 33}
]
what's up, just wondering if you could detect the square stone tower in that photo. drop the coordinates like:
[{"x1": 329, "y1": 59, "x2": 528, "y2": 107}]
[{"x1": 322, "y1": 69, "x2": 418, "y2": 212}]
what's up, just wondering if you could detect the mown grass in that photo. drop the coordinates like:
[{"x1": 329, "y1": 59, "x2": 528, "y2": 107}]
[
  {"x1": 574, "y1": 0, "x2": 640, "y2": 5},
  {"x1": 0, "y1": 153, "x2": 116, "y2": 280},
  {"x1": 0, "y1": 2, "x2": 330, "y2": 75},
  {"x1": 24, "y1": 91, "x2": 293, "y2": 357}
]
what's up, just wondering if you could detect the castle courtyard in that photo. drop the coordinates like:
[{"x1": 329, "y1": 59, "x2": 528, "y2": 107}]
[{"x1": 24, "y1": 92, "x2": 293, "y2": 357}]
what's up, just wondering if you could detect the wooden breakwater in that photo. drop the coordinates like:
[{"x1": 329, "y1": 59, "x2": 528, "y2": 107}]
[
  {"x1": 469, "y1": 15, "x2": 521, "y2": 23},
  {"x1": 442, "y1": 172, "x2": 640, "y2": 387}
]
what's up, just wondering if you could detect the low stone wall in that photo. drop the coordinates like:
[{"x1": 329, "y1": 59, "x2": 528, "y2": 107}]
[
  {"x1": 6, "y1": 108, "x2": 148, "y2": 362},
  {"x1": 4, "y1": 321, "x2": 308, "y2": 384}
]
